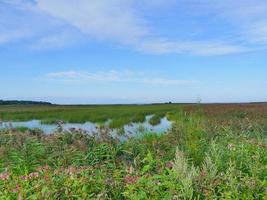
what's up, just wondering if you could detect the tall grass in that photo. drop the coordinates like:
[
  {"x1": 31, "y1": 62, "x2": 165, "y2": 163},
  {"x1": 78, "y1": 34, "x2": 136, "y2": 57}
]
[
  {"x1": 0, "y1": 104, "x2": 182, "y2": 125},
  {"x1": 0, "y1": 104, "x2": 266, "y2": 199}
]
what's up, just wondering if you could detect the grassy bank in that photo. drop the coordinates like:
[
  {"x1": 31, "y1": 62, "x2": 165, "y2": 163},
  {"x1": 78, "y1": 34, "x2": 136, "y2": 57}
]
[{"x1": 0, "y1": 104, "x2": 266, "y2": 199}]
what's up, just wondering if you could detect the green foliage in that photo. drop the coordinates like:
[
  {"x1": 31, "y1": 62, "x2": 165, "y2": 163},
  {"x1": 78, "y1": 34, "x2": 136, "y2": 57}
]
[
  {"x1": 0, "y1": 104, "x2": 266, "y2": 199},
  {"x1": 168, "y1": 111, "x2": 209, "y2": 165},
  {"x1": 148, "y1": 113, "x2": 165, "y2": 126}
]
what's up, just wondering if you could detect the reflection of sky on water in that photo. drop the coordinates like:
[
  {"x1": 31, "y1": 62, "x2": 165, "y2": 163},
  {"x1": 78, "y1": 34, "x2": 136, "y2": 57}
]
[{"x1": 0, "y1": 115, "x2": 172, "y2": 138}]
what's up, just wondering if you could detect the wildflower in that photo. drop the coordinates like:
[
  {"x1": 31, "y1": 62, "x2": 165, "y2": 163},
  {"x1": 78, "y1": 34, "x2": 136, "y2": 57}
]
[
  {"x1": 199, "y1": 170, "x2": 206, "y2": 178},
  {"x1": 228, "y1": 143, "x2": 235, "y2": 150},
  {"x1": 66, "y1": 166, "x2": 77, "y2": 175},
  {"x1": 44, "y1": 173, "x2": 50, "y2": 182},
  {"x1": 37, "y1": 165, "x2": 51, "y2": 172},
  {"x1": 212, "y1": 179, "x2": 221, "y2": 187},
  {"x1": 260, "y1": 143, "x2": 267, "y2": 148},
  {"x1": 0, "y1": 172, "x2": 10, "y2": 181},
  {"x1": 203, "y1": 189, "x2": 211, "y2": 198},
  {"x1": 126, "y1": 166, "x2": 135, "y2": 174},
  {"x1": 250, "y1": 138, "x2": 257, "y2": 145},
  {"x1": 197, "y1": 170, "x2": 206, "y2": 182},
  {"x1": 155, "y1": 180, "x2": 161, "y2": 185},
  {"x1": 165, "y1": 162, "x2": 173, "y2": 169},
  {"x1": 29, "y1": 172, "x2": 39, "y2": 179},
  {"x1": 0, "y1": 147, "x2": 5, "y2": 156},
  {"x1": 43, "y1": 165, "x2": 50, "y2": 171},
  {"x1": 124, "y1": 175, "x2": 139, "y2": 184},
  {"x1": 54, "y1": 169, "x2": 60, "y2": 175},
  {"x1": 20, "y1": 176, "x2": 28, "y2": 181},
  {"x1": 12, "y1": 184, "x2": 21, "y2": 193},
  {"x1": 246, "y1": 178, "x2": 257, "y2": 189}
]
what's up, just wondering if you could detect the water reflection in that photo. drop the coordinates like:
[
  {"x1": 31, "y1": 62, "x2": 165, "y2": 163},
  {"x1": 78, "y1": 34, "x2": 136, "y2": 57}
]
[{"x1": 0, "y1": 115, "x2": 172, "y2": 138}]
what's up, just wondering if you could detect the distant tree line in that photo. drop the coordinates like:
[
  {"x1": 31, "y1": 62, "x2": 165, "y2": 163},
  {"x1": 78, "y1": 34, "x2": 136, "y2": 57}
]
[{"x1": 0, "y1": 100, "x2": 52, "y2": 105}]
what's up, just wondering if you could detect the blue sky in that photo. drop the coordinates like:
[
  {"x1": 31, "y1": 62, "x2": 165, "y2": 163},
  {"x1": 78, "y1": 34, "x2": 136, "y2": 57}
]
[{"x1": 0, "y1": 0, "x2": 267, "y2": 104}]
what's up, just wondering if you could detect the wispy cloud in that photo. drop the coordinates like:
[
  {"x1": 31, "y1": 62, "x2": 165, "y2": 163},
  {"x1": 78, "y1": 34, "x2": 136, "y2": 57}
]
[
  {"x1": 45, "y1": 70, "x2": 198, "y2": 86},
  {"x1": 35, "y1": 0, "x2": 246, "y2": 55},
  {"x1": 36, "y1": 0, "x2": 148, "y2": 44},
  {"x1": 2, "y1": 0, "x2": 267, "y2": 55},
  {"x1": 0, "y1": 30, "x2": 29, "y2": 44},
  {"x1": 183, "y1": 0, "x2": 267, "y2": 45},
  {"x1": 138, "y1": 39, "x2": 247, "y2": 56},
  {"x1": 0, "y1": 0, "x2": 72, "y2": 48}
]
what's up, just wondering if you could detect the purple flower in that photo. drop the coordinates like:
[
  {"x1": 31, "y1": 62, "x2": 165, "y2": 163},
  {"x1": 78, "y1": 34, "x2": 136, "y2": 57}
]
[
  {"x1": 20, "y1": 176, "x2": 28, "y2": 181},
  {"x1": 165, "y1": 162, "x2": 173, "y2": 169}
]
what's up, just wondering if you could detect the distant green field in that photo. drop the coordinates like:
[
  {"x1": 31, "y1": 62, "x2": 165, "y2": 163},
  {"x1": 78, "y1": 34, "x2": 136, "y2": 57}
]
[{"x1": 0, "y1": 104, "x2": 183, "y2": 128}]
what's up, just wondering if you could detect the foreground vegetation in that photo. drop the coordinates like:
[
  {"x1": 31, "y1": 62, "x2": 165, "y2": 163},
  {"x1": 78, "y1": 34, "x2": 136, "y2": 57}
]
[{"x1": 0, "y1": 104, "x2": 266, "y2": 199}]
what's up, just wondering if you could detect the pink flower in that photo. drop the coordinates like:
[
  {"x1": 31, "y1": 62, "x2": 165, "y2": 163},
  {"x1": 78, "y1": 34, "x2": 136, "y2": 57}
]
[
  {"x1": 12, "y1": 184, "x2": 21, "y2": 193},
  {"x1": 124, "y1": 175, "x2": 139, "y2": 184},
  {"x1": 197, "y1": 170, "x2": 206, "y2": 182},
  {"x1": 200, "y1": 170, "x2": 206, "y2": 178},
  {"x1": 126, "y1": 166, "x2": 135, "y2": 174},
  {"x1": 66, "y1": 166, "x2": 77, "y2": 175},
  {"x1": 29, "y1": 172, "x2": 39, "y2": 179},
  {"x1": 0, "y1": 172, "x2": 10, "y2": 181},
  {"x1": 37, "y1": 165, "x2": 51, "y2": 172},
  {"x1": 20, "y1": 176, "x2": 28, "y2": 181},
  {"x1": 165, "y1": 162, "x2": 173, "y2": 169},
  {"x1": 43, "y1": 165, "x2": 50, "y2": 171}
]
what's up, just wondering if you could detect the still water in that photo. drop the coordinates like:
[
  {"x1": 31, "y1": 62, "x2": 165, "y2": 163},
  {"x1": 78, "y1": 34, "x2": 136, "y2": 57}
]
[{"x1": 0, "y1": 115, "x2": 172, "y2": 137}]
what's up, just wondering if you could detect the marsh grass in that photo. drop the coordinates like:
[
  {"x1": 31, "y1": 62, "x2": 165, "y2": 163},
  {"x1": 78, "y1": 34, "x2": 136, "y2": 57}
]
[
  {"x1": 0, "y1": 104, "x2": 182, "y2": 128},
  {"x1": 14, "y1": 126, "x2": 29, "y2": 133},
  {"x1": 148, "y1": 113, "x2": 166, "y2": 126},
  {"x1": 0, "y1": 104, "x2": 266, "y2": 199}
]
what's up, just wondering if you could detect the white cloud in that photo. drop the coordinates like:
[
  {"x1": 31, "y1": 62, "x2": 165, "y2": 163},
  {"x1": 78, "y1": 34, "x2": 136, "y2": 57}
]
[
  {"x1": 220, "y1": 2, "x2": 267, "y2": 45},
  {"x1": 36, "y1": 0, "x2": 148, "y2": 44},
  {"x1": 34, "y1": 0, "x2": 248, "y2": 55},
  {"x1": 47, "y1": 70, "x2": 120, "y2": 82},
  {"x1": 0, "y1": 30, "x2": 29, "y2": 44},
  {"x1": 2, "y1": 0, "x2": 266, "y2": 55},
  {"x1": 138, "y1": 39, "x2": 247, "y2": 56},
  {"x1": 0, "y1": 0, "x2": 72, "y2": 48},
  {"x1": 183, "y1": 0, "x2": 267, "y2": 45},
  {"x1": 247, "y1": 21, "x2": 267, "y2": 43},
  {"x1": 45, "y1": 70, "x2": 197, "y2": 86}
]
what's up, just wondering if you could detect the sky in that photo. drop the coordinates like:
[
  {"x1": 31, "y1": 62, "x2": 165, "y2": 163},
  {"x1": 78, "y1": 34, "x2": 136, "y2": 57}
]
[{"x1": 0, "y1": 0, "x2": 267, "y2": 104}]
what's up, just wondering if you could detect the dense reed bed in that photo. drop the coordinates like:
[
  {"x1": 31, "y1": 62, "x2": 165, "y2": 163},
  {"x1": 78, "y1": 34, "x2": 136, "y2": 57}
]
[
  {"x1": 0, "y1": 104, "x2": 266, "y2": 199},
  {"x1": 0, "y1": 104, "x2": 182, "y2": 128}
]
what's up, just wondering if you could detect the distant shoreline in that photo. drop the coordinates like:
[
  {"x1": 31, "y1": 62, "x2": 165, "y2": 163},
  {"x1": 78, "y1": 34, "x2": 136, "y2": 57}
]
[
  {"x1": 0, "y1": 100, "x2": 266, "y2": 106},
  {"x1": 0, "y1": 100, "x2": 52, "y2": 106}
]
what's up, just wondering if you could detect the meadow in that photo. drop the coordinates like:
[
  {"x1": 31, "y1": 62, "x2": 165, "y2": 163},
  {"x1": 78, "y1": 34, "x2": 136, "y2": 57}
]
[{"x1": 0, "y1": 103, "x2": 266, "y2": 199}]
